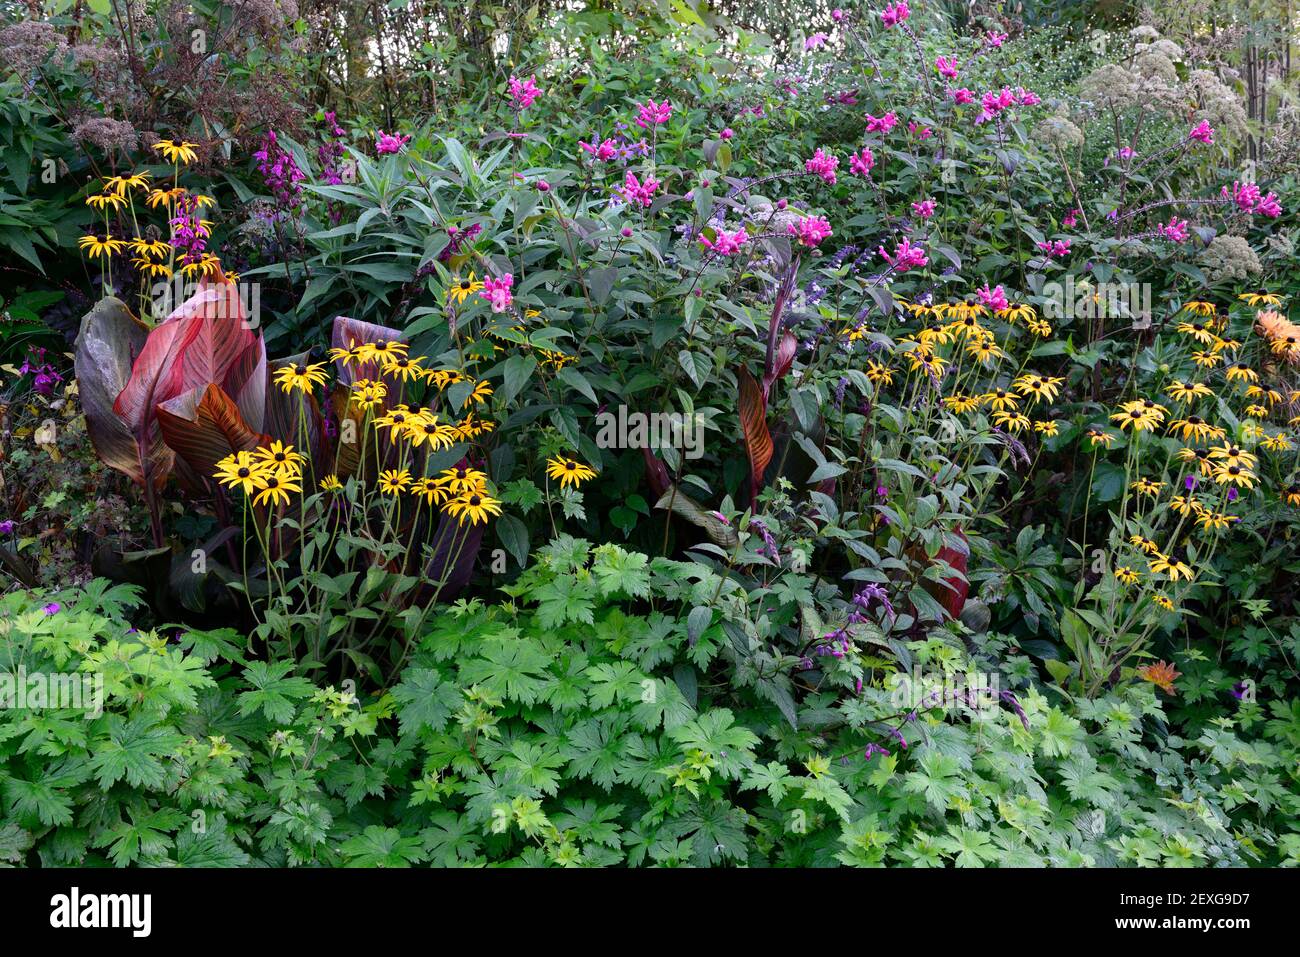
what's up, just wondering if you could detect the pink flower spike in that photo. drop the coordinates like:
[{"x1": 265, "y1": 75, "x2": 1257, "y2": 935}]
[
  {"x1": 699, "y1": 228, "x2": 749, "y2": 256},
  {"x1": 805, "y1": 32, "x2": 830, "y2": 50},
  {"x1": 986, "y1": 31, "x2": 1007, "y2": 48},
  {"x1": 1062, "y1": 208, "x2": 1079, "y2": 228},
  {"x1": 1188, "y1": 120, "x2": 1215, "y2": 145},
  {"x1": 879, "y1": 238, "x2": 928, "y2": 272},
  {"x1": 375, "y1": 130, "x2": 410, "y2": 154},
  {"x1": 864, "y1": 111, "x2": 898, "y2": 134},
  {"x1": 911, "y1": 198, "x2": 936, "y2": 219},
  {"x1": 480, "y1": 273, "x2": 514, "y2": 313},
  {"x1": 849, "y1": 147, "x2": 875, "y2": 177},
  {"x1": 880, "y1": 1, "x2": 910, "y2": 28},
  {"x1": 977, "y1": 282, "x2": 1009, "y2": 312},
  {"x1": 635, "y1": 98, "x2": 673, "y2": 129},
  {"x1": 788, "y1": 215, "x2": 833, "y2": 247},
  {"x1": 1157, "y1": 216, "x2": 1189, "y2": 242},
  {"x1": 935, "y1": 55, "x2": 958, "y2": 79},
  {"x1": 951, "y1": 88, "x2": 975, "y2": 105},
  {"x1": 507, "y1": 75, "x2": 542, "y2": 110},
  {"x1": 805, "y1": 148, "x2": 840, "y2": 184}
]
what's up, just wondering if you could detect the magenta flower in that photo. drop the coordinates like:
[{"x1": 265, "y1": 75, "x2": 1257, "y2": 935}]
[
  {"x1": 0, "y1": 520, "x2": 13, "y2": 534},
  {"x1": 616, "y1": 170, "x2": 660, "y2": 207},
  {"x1": 375, "y1": 130, "x2": 410, "y2": 154},
  {"x1": 634, "y1": 98, "x2": 672, "y2": 129},
  {"x1": 804, "y1": 148, "x2": 839, "y2": 184},
  {"x1": 880, "y1": 1, "x2": 909, "y2": 27},
  {"x1": 1158, "y1": 216, "x2": 1190, "y2": 242},
  {"x1": 975, "y1": 87, "x2": 1016, "y2": 124},
  {"x1": 579, "y1": 138, "x2": 618, "y2": 161},
  {"x1": 720, "y1": 127, "x2": 734, "y2": 140},
  {"x1": 507, "y1": 75, "x2": 542, "y2": 110},
  {"x1": 864, "y1": 111, "x2": 898, "y2": 134},
  {"x1": 699, "y1": 228, "x2": 749, "y2": 256},
  {"x1": 480, "y1": 274, "x2": 514, "y2": 313},
  {"x1": 986, "y1": 31, "x2": 1007, "y2": 48},
  {"x1": 849, "y1": 147, "x2": 875, "y2": 177},
  {"x1": 977, "y1": 282, "x2": 1009, "y2": 312},
  {"x1": 1036, "y1": 239, "x2": 1071, "y2": 258},
  {"x1": 788, "y1": 215, "x2": 833, "y2": 247},
  {"x1": 832, "y1": 8, "x2": 845, "y2": 21},
  {"x1": 42, "y1": 602, "x2": 60, "y2": 615},
  {"x1": 911, "y1": 198, "x2": 936, "y2": 219},
  {"x1": 1062, "y1": 208, "x2": 1079, "y2": 228},
  {"x1": 1257, "y1": 192, "x2": 1283, "y2": 217},
  {"x1": 1224, "y1": 180, "x2": 1261, "y2": 212},
  {"x1": 935, "y1": 55, "x2": 958, "y2": 79},
  {"x1": 805, "y1": 32, "x2": 830, "y2": 50},
  {"x1": 951, "y1": 87, "x2": 975, "y2": 105},
  {"x1": 879, "y1": 238, "x2": 928, "y2": 272},
  {"x1": 1188, "y1": 120, "x2": 1215, "y2": 145},
  {"x1": 908, "y1": 121, "x2": 932, "y2": 139}
]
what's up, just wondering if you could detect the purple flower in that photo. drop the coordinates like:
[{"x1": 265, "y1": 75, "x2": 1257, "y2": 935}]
[
  {"x1": 0, "y1": 520, "x2": 13, "y2": 534},
  {"x1": 42, "y1": 602, "x2": 60, "y2": 615}
]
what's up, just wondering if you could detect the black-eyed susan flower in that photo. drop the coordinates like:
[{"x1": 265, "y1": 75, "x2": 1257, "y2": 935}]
[
  {"x1": 1238, "y1": 291, "x2": 1282, "y2": 307},
  {"x1": 381, "y1": 353, "x2": 427, "y2": 382},
  {"x1": 982, "y1": 388, "x2": 1019, "y2": 412},
  {"x1": 992, "y1": 410, "x2": 1031, "y2": 433},
  {"x1": 1165, "y1": 380, "x2": 1212, "y2": 403},
  {"x1": 433, "y1": 466, "x2": 489, "y2": 496},
  {"x1": 444, "y1": 490, "x2": 503, "y2": 525},
  {"x1": 153, "y1": 138, "x2": 200, "y2": 164},
  {"x1": 865, "y1": 360, "x2": 894, "y2": 386},
  {"x1": 321, "y1": 474, "x2": 343, "y2": 492},
  {"x1": 1242, "y1": 423, "x2": 1265, "y2": 441},
  {"x1": 254, "y1": 441, "x2": 306, "y2": 475},
  {"x1": 252, "y1": 471, "x2": 301, "y2": 507},
  {"x1": 1168, "y1": 494, "x2": 1204, "y2": 516},
  {"x1": 1244, "y1": 403, "x2": 1270, "y2": 419},
  {"x1": 405, "y1": 415, "x2": 458, "y2": 450},
  {"x1": 453, "y1": 413, "x2": 496, "y2": 439},
  {"x1": 545, "y1": 456, "x2": 597, "y2": 490},
  {"x1": 412, "y1": 476, "x2": 449, "y2": 505},
  {"x1": 214, "y1": 451, "x2": 270, "y2": 496},
  {"x1": 132, "y1": 257, "x2": 172, "y2": 279},
  {"x1": 1212, "y1": 463, "x2": 1256, "y2": 489},
  {"x1": 996, "y1": 302, "x2": 1036, "y2": 324},
  {"x1": 1225, "y1": 362, "x2": 1259, "y2": 383},
  {"x1": 378, "y1": 469, "x2": 412, "y2": 495},
  {"x1": 1281, "y1": 483, "x2": 1300, "y2": 507},
  {"x1": 274, "y1": 362, "x2": 329, "y2": 394},
  {"x1": 1129, "y1": 534, "x2": 1160, "y2": 555},
  {"x1": 86, "y1": 191, "x2": 126, "y2": 212},
  {"x1": 1261, "y1": 432, "x2": 1293, "y2": 452},
  {"x1": 374, "y1": 406, "x2": 422, "y2": 444},
  {"x1": 1026, "y1": 317, "x2": 1052, "y2": 337},
  {"x1": 104, "y1": 171, "x2": 151, "y2": 196},
  {"x1": 328, "y1": 341, "x2": 367, "y2": 366},
  {"x1": 1114, "y1": 566, "x2": 1140, "y2": 585},
  {"x1": 1085, "y1": 428, "x2": 1116, "y2": 449},
  {"x1": 145, "y1": 186, "x2": 186, "y2": 209},
  {"x1": 428, "y1": 368, "x2": 469, "y2": 390},
  {"x1": 1182, "y1": 299, "x2": 1216, "y2": 317},
  {"x1": 1131, "y1": 477, "x2": 1163, "y2": 498},
  {"x1": 1210, "y1": 444, "x2": 1258, "y2": 469},
  {"x1": 446, "y1": 273, "x2": 485, "y2": 305},
  {"x1": 943, "y1": 393, "x2": 980, "y2": 414},
  {"x1": 1167, "y1": 415, "x2": 1222, "y2": 443},
  {"x1": 1191, "y1": 350, "x2": 1221, "y2": 368},
  {"x1": 1111, "y1": 403, "x2": 1160, "y2": 432},
  {"x1": 1033, "y1": 420, "x2": 1059, "y2": 436},
  {"x1": 350, "y1": 382, "x2": 388, "y2": 411},
  {"x1": 946, "y1": 299, "x2": 988, "y2": 323},
  {"x1": 361, "y1": 339, "x2": 408, "y2": 364},
  {"x1": 78, "y1": 234, "x2": 128, "y2": 259},
  {"x1": 1196, "y1": 511, "x2": 1232, "y2": 531},
  {"x1": 129, "y1": 238, "x2": 171, "y2": 260},
  {"x1": 1149, "y1": 554, "x2": 1194, "y2": 582},
  {"x1": 966, "y1": 339, "x2": 1004, "y2": 364},
  {"x1": 467, "y1": 380, "x2": 494, "y2": 404},
  {"x1": 1153, "y1": 595, "x2": 1175, "y2": 612},
  {"x1": 1013, "y1": 373, "x2": 1064, "y2": 404},
  {"x1": 1176, "y1": 319, "x2": 1218, "y2": 345}
]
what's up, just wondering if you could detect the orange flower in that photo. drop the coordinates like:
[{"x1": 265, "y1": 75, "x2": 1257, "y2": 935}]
[{"x1": 1137, "y1": 660, "x2": 1181, "y2": 695}]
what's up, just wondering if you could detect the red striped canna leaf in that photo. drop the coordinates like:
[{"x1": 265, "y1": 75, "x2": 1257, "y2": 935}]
[{"x1": 737, "y1": 366, "x2": 773, "y2": 503}]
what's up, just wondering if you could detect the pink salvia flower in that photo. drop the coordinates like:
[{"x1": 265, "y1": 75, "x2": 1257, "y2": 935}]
[
  {"x1": 1257, "y1": 192, "x2": 1283, "y2": 218},
  {"x1": 788, "y1": 215, "x2": 833, "y2": 247},
  {"x1": 1224, "y1": 180, "x2": 1261, "y2": 212},
  {"x1": 951, "y1": 88, "x2": 975, "y2": 105},
  {"x1": 977, "y1": 282, "x2": 1009, "y2": 312},
  {"x1": 635, "y1": 98, "x2": 672, "y2": 129},
  {"x1": 1188, "y1": 120, "x2": 1215, "y2": 145},
  {"x1": 911, "y1": 198, "x2": 936, "y2": 219},
  {"x1": 935, "y1": 55, "x2": 958, "y2": 79},
  {"x1": 805, "y1": 148, "x2": 840, "y2": 184},
  {"x1": 1062, "y1": 208, "x2": 1079, "y2": 228},
  {"x1": 986, "y1": 31, "x2": 1007, "y2": 48},
  {"x1": 480, "y1": 274, "x2": 514, "y2": 313},
  {"x1": 375, "y1": 130, "x2": 410, "y2": 154},
  {"x1": 507, "y1": 75, "x2": 542, "y2": 110},
  {"x1": 617, "y1": 171, "x2": 660, "y2": 207},
  {"x1": 579, "y1": 138, "x2": 618, "y2": 161},
  {"x1": 699, "y1": 228, "x2": 749, "y2": 256},
  {"x1": 1157, "y1": 216, "x2": 1189, "y2": 242},
  {"x1": 880, "y1": 1, "x2": 909, "y2": 27},
  {"x1": 879, "y1": 238, "x2": 928, "y2": 271},
  {"x1": 849, "y1": 147, "x2": 875, "y2": 177},
  {"x1": 1036, "y1": 239, "x2": 1071, "y2": 258},
  {"x1": 805, "y1": 32, "x2": 830, "y2": 50},
  {"x1": 864, "y1": 111, "x2": 898, "y2": 134}
]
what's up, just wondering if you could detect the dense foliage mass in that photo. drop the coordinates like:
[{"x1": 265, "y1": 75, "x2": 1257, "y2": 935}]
[{"x1": 2, "y1": 0, "x2": 1299, "y2": 867}]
